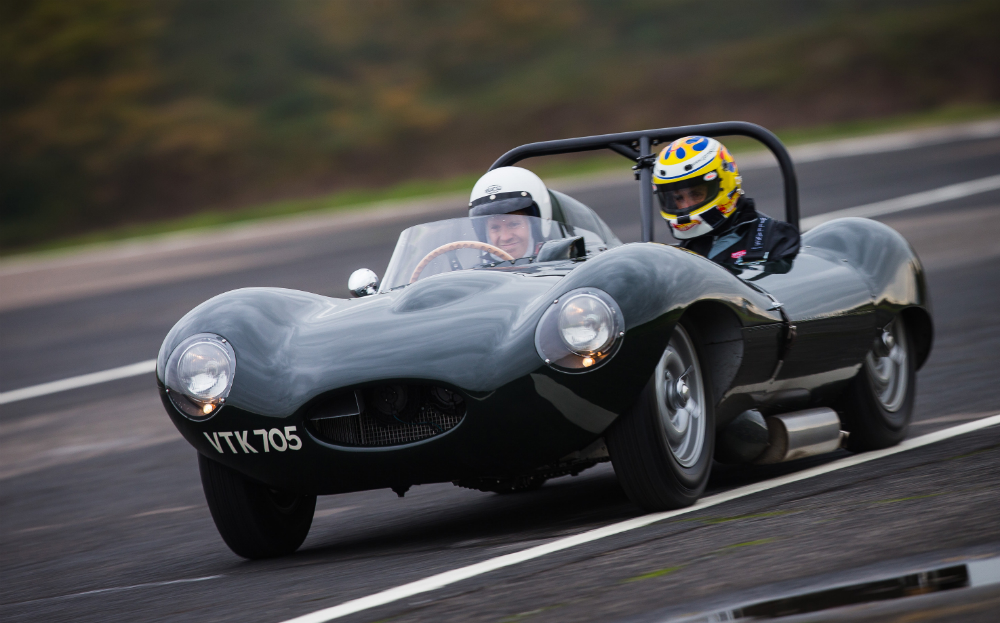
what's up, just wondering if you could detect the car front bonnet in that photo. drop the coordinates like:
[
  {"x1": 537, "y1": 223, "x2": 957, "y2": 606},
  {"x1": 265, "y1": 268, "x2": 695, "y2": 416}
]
[{"x1": 157, "y1": 270, "x2": 562, "y2": 417}]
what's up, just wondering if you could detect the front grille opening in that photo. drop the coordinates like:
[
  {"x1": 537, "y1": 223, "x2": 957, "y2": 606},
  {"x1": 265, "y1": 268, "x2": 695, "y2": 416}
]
[{"x1": 307, "y1": 384, "x2": 466, "y2": 447}]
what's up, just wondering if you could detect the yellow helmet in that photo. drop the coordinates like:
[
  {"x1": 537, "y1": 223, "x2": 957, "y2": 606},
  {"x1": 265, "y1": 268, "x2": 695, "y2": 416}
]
[{"x1": 653, "y1": 136, "x2": 743, "y2": 239}]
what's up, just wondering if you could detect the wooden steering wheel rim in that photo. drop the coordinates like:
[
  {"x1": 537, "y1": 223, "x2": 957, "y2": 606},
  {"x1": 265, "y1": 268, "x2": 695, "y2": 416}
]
[{"x1": 409, "y1": 241, "x2": 515, "y2": 284}]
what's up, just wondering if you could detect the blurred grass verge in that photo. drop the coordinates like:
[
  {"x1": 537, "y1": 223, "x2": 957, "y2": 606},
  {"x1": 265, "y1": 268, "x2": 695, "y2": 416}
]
[
  {"x1": 4, "y1": 105, "x2": 998, "y2": 260},
  {"x1": 2, "y1": 0, "x2": 998, "y2": 257}
]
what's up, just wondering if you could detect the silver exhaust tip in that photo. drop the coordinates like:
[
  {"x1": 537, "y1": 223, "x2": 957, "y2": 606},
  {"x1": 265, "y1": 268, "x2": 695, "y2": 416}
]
[{"x1": 754, "y1": 407, "x2": 845, "y2": 464}]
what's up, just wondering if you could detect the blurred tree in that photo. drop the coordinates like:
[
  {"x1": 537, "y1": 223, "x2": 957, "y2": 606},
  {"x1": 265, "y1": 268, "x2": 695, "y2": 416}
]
[{"x1": 1, "y1": 0, "x2": 997, "y2": 249}]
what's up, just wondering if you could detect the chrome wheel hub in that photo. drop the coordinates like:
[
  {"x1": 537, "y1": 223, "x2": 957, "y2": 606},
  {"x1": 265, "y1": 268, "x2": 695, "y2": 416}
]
[
  {"x1": 654, "y1": 325, "x2": 706, "y2": 468},
  {"x1": 864, "y1": 318, "x2": 909, "y2": 416}
]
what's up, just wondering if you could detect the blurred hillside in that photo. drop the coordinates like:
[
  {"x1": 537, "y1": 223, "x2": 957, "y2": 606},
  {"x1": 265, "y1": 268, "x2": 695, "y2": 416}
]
[{"x1": 2, "y1": 0, "x2": 999, "y2": 250}]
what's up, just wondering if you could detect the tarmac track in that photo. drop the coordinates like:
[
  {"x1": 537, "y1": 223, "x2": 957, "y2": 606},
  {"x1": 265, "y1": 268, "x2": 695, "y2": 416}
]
[{"x1": 1, "y1": 127, "x2": 999, "y2": 622}]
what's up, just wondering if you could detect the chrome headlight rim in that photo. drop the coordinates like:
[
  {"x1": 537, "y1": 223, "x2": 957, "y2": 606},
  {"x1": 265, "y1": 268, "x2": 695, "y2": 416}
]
[
  {"x1": 535, "y1": 287, "x2": 624, "y2": 374},
  {"x1": 164, "y1": 333, "x2": 236, "y2": 420}
]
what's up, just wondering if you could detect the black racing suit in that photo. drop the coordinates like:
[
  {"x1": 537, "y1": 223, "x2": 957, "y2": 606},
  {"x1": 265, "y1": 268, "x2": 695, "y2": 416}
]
[{"x1": 677, "y1": 197, "x2": 800, "y2": 266}]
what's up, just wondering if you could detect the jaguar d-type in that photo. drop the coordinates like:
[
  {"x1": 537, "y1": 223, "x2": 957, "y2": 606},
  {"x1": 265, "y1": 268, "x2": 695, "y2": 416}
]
[{"x1": 157, "y1": 122, "x2": 932, "y2": 559}]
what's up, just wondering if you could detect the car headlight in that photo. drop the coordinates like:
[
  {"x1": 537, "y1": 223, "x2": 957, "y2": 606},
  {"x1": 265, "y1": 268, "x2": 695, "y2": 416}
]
[
  {"x1": 558, "y1": 294, "x2": 615, "y2": 354},
  {"x1": 535, "y1": 288, "x2": 624, "y2": 373},
  {"x1": 164, "y1": 333, "x2": 236, "y2": 419}
]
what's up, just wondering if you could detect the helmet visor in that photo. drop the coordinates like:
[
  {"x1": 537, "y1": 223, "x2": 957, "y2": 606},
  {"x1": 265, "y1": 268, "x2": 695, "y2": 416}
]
[
  {"x1": 470, "y1": 192, "x2": 541, "y2": 218},
  {"x1": 655, "y1": 175, "x2": 721, "y2": 217}
]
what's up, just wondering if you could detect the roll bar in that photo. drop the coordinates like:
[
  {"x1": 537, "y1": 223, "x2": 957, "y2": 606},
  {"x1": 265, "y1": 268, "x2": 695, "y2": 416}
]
[{"x1": 489, "y1": 121, "x2": 799, "y2": 242}]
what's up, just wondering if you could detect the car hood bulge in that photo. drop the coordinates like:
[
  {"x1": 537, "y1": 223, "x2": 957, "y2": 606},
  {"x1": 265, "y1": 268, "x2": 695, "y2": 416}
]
[{"x1": 157, "y1": 270, "x2": 561, "y2": 417}]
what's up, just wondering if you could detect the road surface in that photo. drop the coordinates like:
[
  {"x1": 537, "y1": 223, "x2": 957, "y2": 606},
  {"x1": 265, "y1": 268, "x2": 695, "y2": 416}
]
[{"x1": 2, "y1": 123, "x2": 999, "y2": 622}]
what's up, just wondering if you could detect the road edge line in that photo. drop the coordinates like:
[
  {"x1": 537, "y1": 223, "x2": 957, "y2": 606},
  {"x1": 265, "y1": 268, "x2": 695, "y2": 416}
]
[
  {"x1": 801, "y1": 174, "x2": 1000, "y2": 230},
  {"x1": 279, "y1": 413, "x2": 1000, "y2": 623},
  {"x1": 0, "y1": 360, "x2": 156, "y2": 405}
]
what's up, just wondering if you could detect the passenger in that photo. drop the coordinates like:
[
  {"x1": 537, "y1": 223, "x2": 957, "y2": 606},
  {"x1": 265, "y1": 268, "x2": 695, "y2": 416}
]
[{"x1": 653, "y1": 136, "x2": 799, "y2": 265}]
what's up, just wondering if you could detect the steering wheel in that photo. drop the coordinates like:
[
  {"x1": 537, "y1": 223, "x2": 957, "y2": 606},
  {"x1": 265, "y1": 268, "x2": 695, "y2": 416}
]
[{"x1": 410, "y1": 241, "x2": 514, "y2": 283}]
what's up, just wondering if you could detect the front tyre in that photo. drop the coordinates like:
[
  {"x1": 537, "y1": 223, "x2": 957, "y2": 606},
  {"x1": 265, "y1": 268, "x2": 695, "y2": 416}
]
[
  {"x1": 607, "y1": 320, "x2": 715, "y2": 511},
  {"x1": 839, "y1": 316, "x2": 916, "y2": 451},
  {"x1": 199, "y1": 454, "x2": 316, "y2": 559}
]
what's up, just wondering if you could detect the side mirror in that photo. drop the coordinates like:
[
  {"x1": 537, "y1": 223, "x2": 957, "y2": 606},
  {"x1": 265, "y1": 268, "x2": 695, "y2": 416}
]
[
  {"x1": 348, "y1": 269, "x2": 380, "y2": 297},
  {"x1": 536, "y1": 236, "x2": 586, "y2": 263}
]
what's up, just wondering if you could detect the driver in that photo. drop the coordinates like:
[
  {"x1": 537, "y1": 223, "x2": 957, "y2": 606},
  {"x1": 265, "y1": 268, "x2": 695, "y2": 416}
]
[
  {"x1": 468, "y1": 166, "x2": 556, "y2": 260},
  {"x1": 485, "y1": 213, "x2": 532, "y2": 259},
  {"x1": 654, "y1": 136, "x2": 800, "y2": 265}
]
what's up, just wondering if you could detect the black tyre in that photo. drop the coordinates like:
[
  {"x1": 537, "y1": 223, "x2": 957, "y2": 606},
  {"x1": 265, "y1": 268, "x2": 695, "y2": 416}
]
[
  {"x1": 607, "y1": 320, "x2": 715, "y2": 511},
  {"x1": 839, "y1": 316, "x2": 916, "y2": 451},
  {"x1": 198, "y1": 453, "x2": 316, "y2": 559}
]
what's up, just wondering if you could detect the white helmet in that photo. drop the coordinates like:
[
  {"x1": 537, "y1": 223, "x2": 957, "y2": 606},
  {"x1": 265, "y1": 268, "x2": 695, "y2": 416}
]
[{"x1": 469, "y1": 167, "x2": 554, "y2": 236}]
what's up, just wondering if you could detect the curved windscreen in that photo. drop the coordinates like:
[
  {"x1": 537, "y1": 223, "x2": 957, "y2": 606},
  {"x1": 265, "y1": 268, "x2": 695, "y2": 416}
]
[{"x1": 380, "y1": 215, "x2": 607, "y2": 291}]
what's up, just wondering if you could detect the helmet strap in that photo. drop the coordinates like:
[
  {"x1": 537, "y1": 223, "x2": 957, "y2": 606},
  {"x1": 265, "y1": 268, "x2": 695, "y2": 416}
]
[{"x1": 699, "y1": 206, "x2": 726, "y2": 228}]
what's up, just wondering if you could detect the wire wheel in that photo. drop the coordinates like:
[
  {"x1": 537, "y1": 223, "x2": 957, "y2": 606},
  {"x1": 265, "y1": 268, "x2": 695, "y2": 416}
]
[
  {"x1": 864, "y1": 318, "x2": 909, "y2": 418},
  {"x1": 653, "y1": 324, "x2": 706, "y2": 468}
]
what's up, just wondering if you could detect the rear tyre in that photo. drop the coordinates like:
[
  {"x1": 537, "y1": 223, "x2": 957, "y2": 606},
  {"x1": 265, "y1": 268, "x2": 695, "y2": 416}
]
[
  {"x1": 198, "y1": 453, "x2": 316, "y2": 559},
  {"x1": 607, "y1": 320, "x2": 715, "y2": 511},
  {"x1": 839, "y1": 316, "x2": 916, "y2": 451}
]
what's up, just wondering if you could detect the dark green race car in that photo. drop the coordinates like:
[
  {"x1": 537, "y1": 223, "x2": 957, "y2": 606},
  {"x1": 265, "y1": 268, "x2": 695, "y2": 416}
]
[{"x1": 157, "y1": 122, "x2": 932, "y2": 558}]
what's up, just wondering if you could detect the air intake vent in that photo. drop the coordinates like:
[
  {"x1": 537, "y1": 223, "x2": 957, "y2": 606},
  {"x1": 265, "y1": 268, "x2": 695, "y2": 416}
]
[{"x1": 307, "y1": 384, "x2": 465, "y2": 447}]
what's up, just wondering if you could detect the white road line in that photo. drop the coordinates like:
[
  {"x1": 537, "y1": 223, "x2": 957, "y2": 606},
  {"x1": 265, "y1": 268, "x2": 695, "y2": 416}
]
[
  {"x1": 732, "y1": 118, "x2": 1000, "y2": 171},
  {"x1": 0, "y1": 359, "x2": 156, "y2": 405},
  {"x1": 3, "y1": 172, "x2": 997, "y2": 406},
  {"x1": 788, "y1": 118, "x2": 1000, "y2": 164},
  {"x1": 280, "y1": 414, "x2": 1000, "y2": 623},
  {"x1": 801, "y1": 174, "x2": 1000, "y2": 230}
]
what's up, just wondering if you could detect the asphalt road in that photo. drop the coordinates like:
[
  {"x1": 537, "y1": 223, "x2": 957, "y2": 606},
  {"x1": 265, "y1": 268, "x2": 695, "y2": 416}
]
[{"x1": 1, "y1": 127, "x2": 999, "y2": 622}]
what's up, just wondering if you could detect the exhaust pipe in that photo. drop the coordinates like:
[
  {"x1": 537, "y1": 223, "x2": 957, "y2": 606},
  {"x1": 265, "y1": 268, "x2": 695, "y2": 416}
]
[{"x1": 754, "y1": 407, "x2": 846, "y2": 464}]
